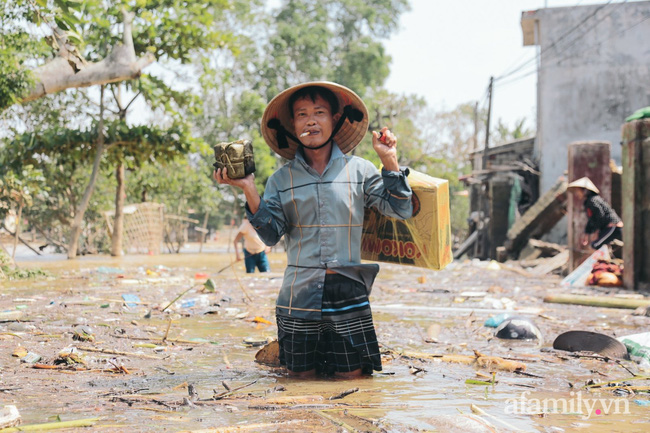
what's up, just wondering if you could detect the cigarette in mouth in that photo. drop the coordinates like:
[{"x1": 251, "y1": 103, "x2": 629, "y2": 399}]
[{"x1": 300, "y1": 132, "x2": 311, "y2": 137}]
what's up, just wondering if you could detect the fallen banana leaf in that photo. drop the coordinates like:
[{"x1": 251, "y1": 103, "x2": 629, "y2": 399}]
[
  {"x1": 1, "y1": 333, "x2": 22, "y2": 339},
  {"x1": 0, "y1": 417, "x2": 101, "y2": 432},
  {"x1": 465, "y1": 379, "x2": 497, "y2": 386}
]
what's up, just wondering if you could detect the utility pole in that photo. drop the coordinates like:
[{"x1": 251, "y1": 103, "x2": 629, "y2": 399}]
[
  {"x1": 473, "y1": 101, "x2": 479, "y2": 151},
  {"x1": 483, "y1": 76, "x2": 494, "y2": 170}
]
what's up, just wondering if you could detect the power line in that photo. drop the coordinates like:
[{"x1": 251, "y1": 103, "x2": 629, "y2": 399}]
[
  {"x1": 496, "y1": 0, "x2": 617, "y2": 81},
  {"x1": 496, "y1": 0, "x2": 618, "y2": 82},
  {"x1": 494, "y1": 7, "x2": 649, "y2": 89},
  {"x1": 534, "y1": 0, "x2": 632, "y2": 67}
]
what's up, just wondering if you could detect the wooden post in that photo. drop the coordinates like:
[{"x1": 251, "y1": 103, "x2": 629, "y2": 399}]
[
  {"x1": 621, "y1": 119, "x2": 650, "y2": 291},
  {"x1": 11, "y1": 203, "x2": 23, "y2": 259},
  {"x1": 488, "y1": 177, "x2": 511, "y2": 259},
  {"x1": 567, "y1": 141, "x2": 611, "y2": 271},
  {"x1": 483, "y1": 76, "x2": 493, "y2": 171},
  {"x1": 198, "y1": 211, "x2": 209, "y2": 253},
  {"x1": 544, "y1": 293, "x2": 650, "y2": 309}
]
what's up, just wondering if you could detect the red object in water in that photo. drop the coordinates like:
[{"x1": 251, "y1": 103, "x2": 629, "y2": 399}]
[{"x1": 194, "y1": 272, "x2": 209, "y2": 279}]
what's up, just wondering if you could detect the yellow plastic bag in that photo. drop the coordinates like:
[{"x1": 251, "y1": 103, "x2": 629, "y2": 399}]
[{"x1": 361, "y1": 170, "x2": 452, "y2": 270}]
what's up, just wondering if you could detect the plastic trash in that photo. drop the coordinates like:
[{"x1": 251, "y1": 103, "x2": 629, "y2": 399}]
[
  {"x1": 20, "y1": 352, "x2": 41, "y2": 364},
  {"x1": 618, "y1": 332, "x2": 650, "y2": 368},
  {"x1": 122, "y1": 294, "x2": 141, "y2": 308},
  {"x1": 180, "y1": 294, "x2": 210, "y2": 309},
  {"x1": 484, "y1": 313, "x2": 511, "y2": 328},
  {"x1": 634, "y1": 400, "x2": 650, "y2": 406},
  {"x1": 561, "y1": 245, "x2": 609, "y2": 287},
  {"x1": 97, "y1": 266, "x2": 125, "y2": 274},
  {"x1": 72, "y1": 325, "x2": 95, "y2": 342},
  {"x1": 243, "y1": 336, "x2": 271, "y2": 347},
  {"x1": 460, "y1": 291, "x2": 487, "y2": 298},
  {"x1": 0, "y1": 405, "x2": 21, "y2": 429},
  {"x1": 495, "y1": 318, "x2": 542, "y2": 340}
]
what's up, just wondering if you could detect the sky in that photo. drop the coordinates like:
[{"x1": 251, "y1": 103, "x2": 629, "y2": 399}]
[
  {"x1": 382, "y1": 0, "x2": 625, "y2": 131},
  {"x1": 101, "y1": 0, "x2": 629, "y2": 136}
]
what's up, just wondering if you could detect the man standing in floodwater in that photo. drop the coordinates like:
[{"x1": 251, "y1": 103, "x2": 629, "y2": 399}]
[{"x1": 215, "y1": 82, "x2": 412, "y2": 378}]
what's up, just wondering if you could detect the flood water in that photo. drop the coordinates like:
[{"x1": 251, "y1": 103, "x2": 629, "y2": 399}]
[{"x1": 1, "y1": 248, "x2": 649, "y2": 432}]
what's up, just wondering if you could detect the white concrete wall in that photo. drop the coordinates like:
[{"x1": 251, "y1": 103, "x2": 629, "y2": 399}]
[{"x1": 535, "y1": 2, "x2": 650, "y2": 194}]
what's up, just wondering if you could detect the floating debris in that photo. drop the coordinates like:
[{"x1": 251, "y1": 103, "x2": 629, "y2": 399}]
[
  {"x1": 72, "y1": 325, "x2": 95, "y2": 342},
  {"x1": 495, "y1": 318, "x2": 542, "y2": 340},
  {"x1": 553, "y1": 330, "x2": 629, "y2": 359},
  {"x1": 255, "y1": 340, "x2": 280, "y2": 367}
]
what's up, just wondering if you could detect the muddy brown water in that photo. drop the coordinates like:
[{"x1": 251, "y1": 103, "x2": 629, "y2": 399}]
[{"x1": 1, "y1": 251, "x2": 649, "y2": 432}]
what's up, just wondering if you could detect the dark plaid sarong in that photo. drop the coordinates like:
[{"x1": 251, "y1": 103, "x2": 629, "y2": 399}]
[{"x1": 276, "y1": 273, "x2": 381, "y2": 374}]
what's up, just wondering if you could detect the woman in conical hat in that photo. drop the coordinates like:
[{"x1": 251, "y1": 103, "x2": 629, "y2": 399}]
[
  {"x1": 214, "y1": 81, "x2": 413, "y2": 379},
  {"x1": 567, "y1": 177, "x2": 622, "y2": 249}
]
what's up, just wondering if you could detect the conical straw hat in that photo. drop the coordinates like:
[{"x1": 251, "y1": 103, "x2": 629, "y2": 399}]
[
  {"x1": 567, "y1": 177, "x2": 600, "y2": 194},
  {"x1": 261, "y1": 81, "x2": 369, "y2": 160}
]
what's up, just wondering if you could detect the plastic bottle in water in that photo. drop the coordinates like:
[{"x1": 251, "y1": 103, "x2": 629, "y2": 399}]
[{"x1": 180, "y1": 294, "x2": 211, "y2": 309}]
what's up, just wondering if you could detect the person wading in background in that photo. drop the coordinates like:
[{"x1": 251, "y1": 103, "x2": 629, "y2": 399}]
[
  {"x1": 233, "y1": 216, "x2": 270, "y2": 273},
  {"x1": 568, "y1": 177, "x2": 623, "y2": 250}
]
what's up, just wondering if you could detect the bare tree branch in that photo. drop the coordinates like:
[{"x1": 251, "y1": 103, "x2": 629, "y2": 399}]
[
  {"x1": 21, "y1": 9, "x2": 155, "y2": 104},
  {"x1": 123, "y1": 91, "x2": 141, "y2": 112}
]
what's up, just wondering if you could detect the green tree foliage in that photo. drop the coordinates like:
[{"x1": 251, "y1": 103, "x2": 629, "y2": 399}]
[
  {"x1": 411, "y1": 102, "x2": 486, "y2": 240},
  {"x1": 260, "y1": 0, "x2": 408, "y2": 99},
  {"x1": 126, "y1": 144, "x2": 223, "y2": 253},
  {"x1": 1, "y1": 0, "x2": 255, "y2": 256},
  {"x1": 1, "y1": 118, "x2": 197, "y2": 253},
  {"x1": 2, "y1": 0, "x2": 505, "y2": 256},
  {"x1": 193, "y1": 0, "x2": 410, "y2": 216},
  {"x1": 0, "y1": 166, "x2": 45, "y2": 222},
  {"x1": 0, "y1": 0, "x2": 87, "y2": 110},
  {"x1": 494, "y1": 118, "x2": 533, "y2": 144}
]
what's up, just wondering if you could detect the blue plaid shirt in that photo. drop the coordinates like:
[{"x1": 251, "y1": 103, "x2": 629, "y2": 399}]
[{"x1": 247, "y1": 145, "x2": 412, "y2": 319}]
